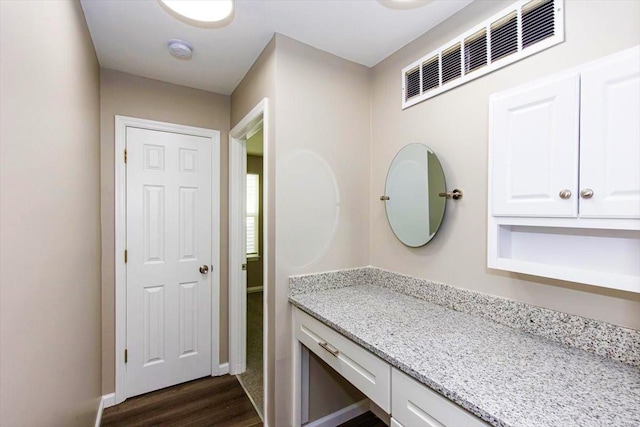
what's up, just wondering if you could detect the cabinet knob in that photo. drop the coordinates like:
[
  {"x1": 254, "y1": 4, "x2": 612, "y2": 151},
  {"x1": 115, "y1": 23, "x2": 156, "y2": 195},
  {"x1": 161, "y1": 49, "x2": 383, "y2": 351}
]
[
  {"x1": 559, "y1": 189, "x2": 572, "y2": 199},
  {"x1": 580, "y1": 189, "x2": 594, "y2": 199}
]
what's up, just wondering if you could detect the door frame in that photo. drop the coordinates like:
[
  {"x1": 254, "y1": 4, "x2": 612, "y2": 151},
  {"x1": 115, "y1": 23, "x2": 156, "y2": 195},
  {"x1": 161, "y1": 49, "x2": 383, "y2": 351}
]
[
  {"x1": 114, "y1": 115, "x2": 221, "y2": 405},
  {"x1": 229, "y1": 99, "x2": 269, "y2": 422}
]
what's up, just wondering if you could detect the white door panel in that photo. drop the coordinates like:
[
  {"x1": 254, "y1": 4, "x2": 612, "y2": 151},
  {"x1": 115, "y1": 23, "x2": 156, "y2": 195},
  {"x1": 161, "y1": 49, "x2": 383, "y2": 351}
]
[
  {"x1": 490, "y1": 72, "x2": 580, "y2": 217},
  {"x1": 579, "y1": 48, "x2": 640, "y2": 218},
  {"x1": 126, "y1": 127, "x2": 213, "y2": 398}
]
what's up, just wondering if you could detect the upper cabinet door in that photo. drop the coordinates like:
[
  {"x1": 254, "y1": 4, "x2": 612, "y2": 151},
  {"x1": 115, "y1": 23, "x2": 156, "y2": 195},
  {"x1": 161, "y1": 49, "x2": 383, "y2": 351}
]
[
  {"x1": 490, "y1": 72, "x2": 580, "y2": 217},
  {"x1": 579, "y1": 47, "x2": 640, "y2": 219}
]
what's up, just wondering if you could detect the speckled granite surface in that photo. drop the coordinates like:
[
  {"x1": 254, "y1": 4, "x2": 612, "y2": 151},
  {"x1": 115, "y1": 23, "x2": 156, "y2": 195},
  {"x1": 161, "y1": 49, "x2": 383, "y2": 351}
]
[
  {"x1": 289, "y1": 267, "x2": 373, "y2": 296},
  {"x1": 290, "y1": 284, "x2": 640, "y2": 427},
  {"x1": 291, "y1": 267, "x2": 640, "y2": 367}
]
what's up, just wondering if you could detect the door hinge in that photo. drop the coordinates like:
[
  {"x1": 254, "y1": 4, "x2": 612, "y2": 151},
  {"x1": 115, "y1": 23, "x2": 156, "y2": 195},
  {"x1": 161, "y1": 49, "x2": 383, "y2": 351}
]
[
  {"x1": 124, "y1": 149, "x2": 127, "y2": 163},
  {"x1": 124, "y1": 349, "x2": 128, "y2": 364},
  {"x1": 124, "y1": 250, "x2": 128, "y2": 263},
  {"x1": 242, "y1": 263, "x2": 247, "y2": 271}
]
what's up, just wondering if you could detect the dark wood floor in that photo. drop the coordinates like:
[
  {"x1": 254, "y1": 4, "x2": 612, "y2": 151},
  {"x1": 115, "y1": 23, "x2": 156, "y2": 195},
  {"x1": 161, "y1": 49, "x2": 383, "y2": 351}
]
[
  {"x1": 102, "y1": 375, "x2": 262, "y2": 427},
  {"x1": 102, "y1": 374, "x2": 385, "y2": 427},
  {"x1": 338, "y1": 411, "x2": 387, "y2": 427}
]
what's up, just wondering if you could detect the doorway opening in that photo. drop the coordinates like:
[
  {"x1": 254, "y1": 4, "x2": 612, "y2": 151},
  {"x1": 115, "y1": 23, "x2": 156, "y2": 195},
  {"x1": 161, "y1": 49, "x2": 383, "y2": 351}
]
[
  {"x1": 238, "y1": 123, "x2": 264, "y2": 416},
  {"x1": 229, "y1": 99, "x2": 270, "y2": 423}
]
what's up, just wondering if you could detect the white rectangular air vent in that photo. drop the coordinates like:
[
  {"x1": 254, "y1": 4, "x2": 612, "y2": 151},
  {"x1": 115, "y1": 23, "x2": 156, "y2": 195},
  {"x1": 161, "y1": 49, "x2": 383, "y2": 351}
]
[{"x1": 402, "y1": 0, "x2": 564, "y2": 109}]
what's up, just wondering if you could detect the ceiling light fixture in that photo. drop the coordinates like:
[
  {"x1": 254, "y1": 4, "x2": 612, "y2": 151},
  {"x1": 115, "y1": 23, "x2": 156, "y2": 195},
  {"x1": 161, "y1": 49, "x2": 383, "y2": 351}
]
[
  {"x1": 378, "y1": 0, "x2": 433, "y2": 10},
  {"x1": 159, "y1": 0, "x2": 234, "y2": 27}
]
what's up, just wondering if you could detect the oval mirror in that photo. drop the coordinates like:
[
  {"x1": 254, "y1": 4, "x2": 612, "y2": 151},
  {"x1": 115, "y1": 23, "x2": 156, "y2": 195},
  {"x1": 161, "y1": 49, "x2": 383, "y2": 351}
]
[{"x1": 383, "y1": 143, "x2": 447, "y2": 247}]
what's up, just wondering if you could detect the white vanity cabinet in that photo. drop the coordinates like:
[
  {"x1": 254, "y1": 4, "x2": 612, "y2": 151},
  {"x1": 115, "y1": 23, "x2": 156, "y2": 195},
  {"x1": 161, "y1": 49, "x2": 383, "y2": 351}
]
[
  {"x1": 294, "y1": 308, "x2": 391, "y2": 412},
  {"x1": 391, "y1": 368, "x2": 488, "y2": 427},
  {"x1": 293, "y1": 307, "x2": 489, "y2": 427},
  {"x1": 488, "y1": 46, "x2": 640, "y2": 293}
]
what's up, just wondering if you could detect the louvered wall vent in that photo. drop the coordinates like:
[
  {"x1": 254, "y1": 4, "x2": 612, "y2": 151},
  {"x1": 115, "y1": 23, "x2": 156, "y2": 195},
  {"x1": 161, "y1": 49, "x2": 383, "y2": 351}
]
[{"x1": 402, "y1": 0, "x2": 564, "y2": 109}]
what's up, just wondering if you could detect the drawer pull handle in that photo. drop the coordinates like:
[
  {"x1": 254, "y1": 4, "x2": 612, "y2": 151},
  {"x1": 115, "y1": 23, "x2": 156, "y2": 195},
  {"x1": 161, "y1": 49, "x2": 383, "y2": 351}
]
[{"x1": 319, "y1": 341, "x2": 339, "y2": 357}]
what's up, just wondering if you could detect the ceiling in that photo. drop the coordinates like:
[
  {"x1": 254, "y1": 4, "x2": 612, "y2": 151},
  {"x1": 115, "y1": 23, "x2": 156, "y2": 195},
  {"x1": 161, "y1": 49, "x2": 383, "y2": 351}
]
[{"x1": 80, "y1": 0, "x2": 473, "y2": 95}]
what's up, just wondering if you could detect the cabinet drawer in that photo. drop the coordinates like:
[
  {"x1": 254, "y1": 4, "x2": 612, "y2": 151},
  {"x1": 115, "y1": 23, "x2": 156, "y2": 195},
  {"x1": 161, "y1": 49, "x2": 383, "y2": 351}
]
[
  {"x1": 294, "y1": 309, "x2": 391, "y2": 412},
  {"x1": 392, "y1": 368, "x2": 488, "y2": 427}
]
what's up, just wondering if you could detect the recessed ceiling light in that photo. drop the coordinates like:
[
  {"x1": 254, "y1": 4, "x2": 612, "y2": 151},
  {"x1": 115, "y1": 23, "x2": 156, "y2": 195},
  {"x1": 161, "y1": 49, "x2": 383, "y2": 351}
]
[
  {"x1": 159, "y1": 0, "x2": 234, "y2": 23},
  {"x1": 378, "y1": 0, "x2": 433, "y2": 10}
]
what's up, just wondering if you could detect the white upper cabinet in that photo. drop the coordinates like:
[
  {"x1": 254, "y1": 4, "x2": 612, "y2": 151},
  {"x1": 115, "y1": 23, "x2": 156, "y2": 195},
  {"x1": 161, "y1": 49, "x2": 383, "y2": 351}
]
[
  {"x1": 579, "y1": 49, "x2": 640, "y2": 219},
  {"x1": 490, "y1": 46, "x2": 640, "y2": 220},
  {"x1": 487, "y1": 46, "x2": 640, "y2": 293},
  {"x1": 490, "y1": 72, "x2": 580, "y2": 217}
]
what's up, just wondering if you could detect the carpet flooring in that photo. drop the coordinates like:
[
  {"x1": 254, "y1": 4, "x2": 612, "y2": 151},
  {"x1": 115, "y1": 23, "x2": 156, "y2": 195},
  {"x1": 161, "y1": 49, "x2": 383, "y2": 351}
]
[{"x1": 237, "y1": 291, "x2": 264, "y2": 418}]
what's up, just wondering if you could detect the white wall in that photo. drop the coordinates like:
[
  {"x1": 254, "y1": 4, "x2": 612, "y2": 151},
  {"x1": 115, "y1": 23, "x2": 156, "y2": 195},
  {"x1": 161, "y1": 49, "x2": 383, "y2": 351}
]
[
  {"x1": 0, "y1": 1, "x2": 102, "y2": 425},
  {"x1": 370, "y1": 0, "x2": 640, "y2": 329}
]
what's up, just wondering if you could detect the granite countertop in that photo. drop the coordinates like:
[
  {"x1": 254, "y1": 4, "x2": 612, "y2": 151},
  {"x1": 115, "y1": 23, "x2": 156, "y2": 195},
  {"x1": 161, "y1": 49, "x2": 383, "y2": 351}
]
[{"x1": 289, "y1": 284, "x2": 640, "y2": 427}]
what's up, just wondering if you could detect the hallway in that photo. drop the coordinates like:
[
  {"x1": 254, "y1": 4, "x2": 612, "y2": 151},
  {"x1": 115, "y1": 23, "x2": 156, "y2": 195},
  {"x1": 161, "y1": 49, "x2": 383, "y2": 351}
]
[{"x1": 237, "y1": 291, "x2": 264, "y2": 417}]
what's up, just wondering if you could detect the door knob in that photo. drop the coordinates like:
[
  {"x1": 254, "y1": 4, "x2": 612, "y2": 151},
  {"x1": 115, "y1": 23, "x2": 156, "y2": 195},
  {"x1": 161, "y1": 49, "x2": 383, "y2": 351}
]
[
  {"x1": 559, "y1": 189, "x2": 572, "y2": 199},
  {"x1": 580, "y1": 189, "x2": 594, "y2": 199},
  {"x1": 199, "y1": 265, "x2": 209, "y2": 274}
]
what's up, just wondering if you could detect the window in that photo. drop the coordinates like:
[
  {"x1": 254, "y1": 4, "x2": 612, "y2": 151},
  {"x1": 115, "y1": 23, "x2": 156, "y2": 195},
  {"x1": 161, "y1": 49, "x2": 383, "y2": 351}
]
[{"x1": 246, "y1": 173, "x2": 259, "y2": 257}]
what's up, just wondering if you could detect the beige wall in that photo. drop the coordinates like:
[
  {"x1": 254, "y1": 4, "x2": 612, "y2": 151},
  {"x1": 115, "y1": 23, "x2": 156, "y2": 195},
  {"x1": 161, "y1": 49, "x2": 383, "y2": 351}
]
[
  {"x1": 100, "y1": 69, "x2": 230, "y2": 393},
  {"x1": 231, "y1": 36, "x2": 277, "y2": 426},
  {"x1": 231, "y1": 34, "x2": 372, "y2": 426},
  {"x1": 370, "y1": 0, "x2": 640, "y2": 329},
  {"x1": 274, "y1": 34, "x2": 371, "y2": 425},
  {"x1": 231, "y1": 39, "x2": 277, "y2": 126},
  {"x1": 0, "y1": 1, "x2": 102, "y2": 425}
]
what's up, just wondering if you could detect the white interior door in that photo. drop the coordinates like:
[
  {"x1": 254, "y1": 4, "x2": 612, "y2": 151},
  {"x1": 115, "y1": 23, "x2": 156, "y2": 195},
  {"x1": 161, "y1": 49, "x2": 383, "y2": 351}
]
[
  {"x1": 579, "y1": 47, "x2": 640, "y2": 219},
  {"x1": 126, "y1": 126, "x2": 213, "y2": 398},
  {"x1": 490, "y1": 72, "x2": 580, "y2": 217}
]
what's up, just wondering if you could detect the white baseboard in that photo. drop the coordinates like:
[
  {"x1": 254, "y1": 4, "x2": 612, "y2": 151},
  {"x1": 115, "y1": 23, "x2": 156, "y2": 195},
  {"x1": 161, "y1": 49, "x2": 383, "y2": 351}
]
[
  {"x1": 304, "y1": 399, "x2": 369, "y2": 427},
  {"x1": 95, "y1": 391, "x2": 116, "y2": 426},
  {"x1": 95, "y1": 396, "x2": 105, "y2": 427},
  {"x1": 218, "y1": 362, "x2": 229, "y2": 375},
  {"x1": 95, "y1": 393, "x2": 116, "y2": 427},
  {"x1": 102, "y1": 393, "x2": 116, "y2": 408}
]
